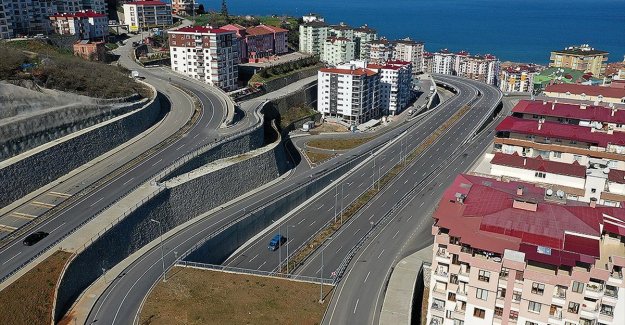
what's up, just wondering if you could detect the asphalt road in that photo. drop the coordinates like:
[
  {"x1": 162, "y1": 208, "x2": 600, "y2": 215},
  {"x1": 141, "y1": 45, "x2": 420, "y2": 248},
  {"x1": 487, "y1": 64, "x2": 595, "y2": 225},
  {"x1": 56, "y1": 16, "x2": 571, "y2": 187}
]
[
  {"x1": 0, "y1": 33, "x2": 238, "y2": 283},
  {"x1": 83, "y1": 79, "x2": 453, "y2": 324}
]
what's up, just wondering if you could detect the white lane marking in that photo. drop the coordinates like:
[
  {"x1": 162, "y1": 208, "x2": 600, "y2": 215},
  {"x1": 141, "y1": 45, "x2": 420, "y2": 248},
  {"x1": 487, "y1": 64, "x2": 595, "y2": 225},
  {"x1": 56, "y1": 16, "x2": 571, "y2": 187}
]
[
  {"x1": 309, "y1": 220, "x2": 316, "y2": 227},
  {"x1": 381, "y1": 201, "x2": 386, "y2": 207},
  {"x1": 49, "y1": 222, "x2": 66, "y2": 234},
  {"x1": 369, "y1": 214, "x2": 374, "y2": 220},
  {"x1": 393, "y1": 230, "x2": 400, "y2": 239},
  {"x1": 122, "y1": 177, "x2": 135, "y2": 186},
  {"x1": 355, "y1": 228, "x2": 361, "y2": 234},
  {"x1": 419, "y1": 202, "x2": 425, "y2": 207},
  {"x1": 2, "y1": 251, "x2": 21, "y2": 265},
  {"x1": 297, "y1": 218, "x2": 306, "y2": 225},
  {"x1": 317, "y1": 204, "x2": 324, "y2": 210},
  {"x1": 336, "y1": 246, "x2": 343, "y2": 253},
  {"x1": 378, "y1": 249, "x2": 385, "y2": 259},
  {"x1": 249, "y1": 254, "x2": 259, "y2": 263},
  {"x1": 192, "y1": 133, "x2": 199, "y2": 139},
  {"x1": 407, "y1": 215, "x2": 414, "y2": 221},
  {"x1": 364, "y1": 271, "x2": 371, "y2": 283},
  {"x1": 353, "y1": 299, "x2": 359, "y2": 314},
  {"x1": 327, "y1": 206, "x2": 333, "y2": 212},
  {"x1": 90, "y1": 197, "x2": 104, "y2": 207},
  {"x1": 257, "y1": 261, "x2": 267, "y2": 270},
  {"x1": 404, "y1": 179, "x2": 409, "y2": 184},
  {"x1": 151, "y1": 158, "x2": 163, "y2": 166}
]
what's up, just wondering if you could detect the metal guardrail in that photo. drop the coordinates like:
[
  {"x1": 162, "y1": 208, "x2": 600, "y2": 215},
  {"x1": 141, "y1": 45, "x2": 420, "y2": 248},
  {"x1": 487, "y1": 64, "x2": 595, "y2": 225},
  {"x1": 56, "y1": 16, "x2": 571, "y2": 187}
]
[{"x1": 177, "y1": 260, "x2": 334, "y2": 285}]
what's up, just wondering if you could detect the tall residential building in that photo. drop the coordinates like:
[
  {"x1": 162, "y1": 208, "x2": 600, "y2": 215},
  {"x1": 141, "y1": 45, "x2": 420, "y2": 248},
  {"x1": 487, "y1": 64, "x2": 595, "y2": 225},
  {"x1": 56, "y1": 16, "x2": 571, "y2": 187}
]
[
  {"x1": 392, "y1": 38, "x2": 425, "y2": 73},
  {"x1": 317, "y1": 62, "x2": 381, "y2": 124},
  {"x1": 328, "y1": 22, "x2": 354, "y2": 40},
  {"x1": 49, "y1": 10, "x2": 108, "y2": 40},
  {"x1": 430, "y1": 50, "x2": 455, "y2": 75},
  {"x1": 222, "y1": 24, "x2": 288, "y2": 63},
  {"x1": 543, "y1": 84, "x2": 625, "y2": 105},
  {"x1": 321, "y1": 37, "x2": 355, "y2": 66},
  {"x1": 491, "y1": 99, "x2": 625, "y2": 206},
  {"x1": 298, "y1": 21, "x2": 328, "y2": 55},
  {"x1": 55, "y1": 0, "x2": 82, "y2": 13},
  {"x1": 427, "y1": 173, "x2": 625, "y2": 325},
  {"x1": 171, "y1": 0, "x2": 193, "y2": 16},
  {"x1": 123, "y1": 1, "x2": 172, "y2": 33},
  {"x1": 353, "y1": 25, "x2": 377, "y2": 60},
  {"x1": 455, "y1": 53, "x2": 500, "y2": 85},
  {"x1": 368, "y1": 39, "x2": 393, "y2": 64},
  {"x1": 7, "y1": 0, "x2": 58, "y2": 36},
  {"x1": 80, "y1": 0, "x2": 106, "y2": 13},
  {"x1": 0, "y1": 1, "x2": 13, "y2": 39},
  {"x1": 550, "y1": 44, "x2": 609, "y2": 77},
  {"x1": 368, "y1": 60, "x2": 413, "y2": 115},
  {"x1": 169, "y1": 26, "x2": 239, "y2": 91},
  {"x1": 500, "y1": 64, "x2": 541, "y2": 93}
]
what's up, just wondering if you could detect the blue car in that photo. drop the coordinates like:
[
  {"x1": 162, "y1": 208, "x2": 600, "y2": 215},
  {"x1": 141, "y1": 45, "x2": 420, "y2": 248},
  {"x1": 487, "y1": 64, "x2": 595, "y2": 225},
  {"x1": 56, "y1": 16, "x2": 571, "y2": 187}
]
[{"x1": 268, "y1": 234, "x2": 286, "y2": 251}]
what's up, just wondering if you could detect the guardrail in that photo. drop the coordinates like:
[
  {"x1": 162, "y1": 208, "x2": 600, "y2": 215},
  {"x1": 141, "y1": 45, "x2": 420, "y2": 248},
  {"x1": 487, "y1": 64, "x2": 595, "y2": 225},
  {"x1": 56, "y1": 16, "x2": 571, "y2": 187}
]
[{"x1": 177, "y1": 260, "x2": 334, "y2": 285}]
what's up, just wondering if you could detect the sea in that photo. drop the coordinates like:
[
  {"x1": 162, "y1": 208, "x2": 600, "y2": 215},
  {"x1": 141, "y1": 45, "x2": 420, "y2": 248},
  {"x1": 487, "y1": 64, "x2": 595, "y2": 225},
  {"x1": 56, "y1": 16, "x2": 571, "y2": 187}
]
[{"x1": 198, "y1": 0, "x2": 625, "y2": 64}]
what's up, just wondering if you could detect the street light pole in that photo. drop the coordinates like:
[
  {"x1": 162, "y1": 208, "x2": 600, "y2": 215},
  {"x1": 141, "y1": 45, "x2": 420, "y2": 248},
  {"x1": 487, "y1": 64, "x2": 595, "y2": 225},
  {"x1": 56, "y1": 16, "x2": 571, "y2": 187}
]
[
  {"x1": 320, "y1": 244, "x2": 324, "y2": 303},
  {"x1": 340, "y1": 182, "x2": 344, "y2": 224},
  {"x1": 150, "y1": 219, "x2": 166, "y2": 282},
  {"x1": 334, "y1": 185, "x2": 338, "y2": 223},
  {"x1": 286, "y1": 225, "x2": 295, "y2": 274}
]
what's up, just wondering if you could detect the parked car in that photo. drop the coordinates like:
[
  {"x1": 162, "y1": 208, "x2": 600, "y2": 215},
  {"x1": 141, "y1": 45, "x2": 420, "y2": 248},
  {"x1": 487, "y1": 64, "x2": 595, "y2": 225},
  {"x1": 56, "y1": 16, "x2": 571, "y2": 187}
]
[
  {"x1": 268, "y1": 234, "x2": 286, "y2": 251},
  {"x1": 23, "y1": 231, "x2": 48, "y2": 246}
]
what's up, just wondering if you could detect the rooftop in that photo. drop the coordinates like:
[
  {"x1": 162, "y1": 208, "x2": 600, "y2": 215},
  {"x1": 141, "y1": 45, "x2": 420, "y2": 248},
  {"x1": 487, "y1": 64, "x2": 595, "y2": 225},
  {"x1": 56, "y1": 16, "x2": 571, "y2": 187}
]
[
  {"x1": 170, "y1": 26, "x2": 232, "y2": 35},
  {"x1": 512, "y1": 99, "x2": 625, "y2": 124},
  {"x1": 545, "y1": 83, "x2": 625, "y2": 99},
  {"x1": 552, "y1": 45, "x2": 609, "y2": 56},
  {"x1": 319, "y1": 67, "x2": 377, "y2": 77},
  {"x1": 433, "y1": 174, "x2": 625, "y2": 267},
  {"x1": 302, "y1": 21, "x2": 328, "y2": 28},
  {"x1": 50, "y1": 10, "x2": 107, "y2": 18},
  {"x1": 496, "y1": 116, "x2": 625, "y2": 147},
  {"x1": 491, "y1": 152, "x2": 586, "y2": 178}
]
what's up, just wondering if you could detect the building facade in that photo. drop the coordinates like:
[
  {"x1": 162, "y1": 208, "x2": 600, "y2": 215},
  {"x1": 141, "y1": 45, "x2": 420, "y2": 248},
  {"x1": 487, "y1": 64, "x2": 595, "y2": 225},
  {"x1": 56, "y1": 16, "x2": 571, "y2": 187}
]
[
  {"x1": 353, "y1": 25, "x2": 377, "y2": 60},
  {"x1": 0, "y1": 1, "x2": 13, "y2": 39},
  {"x1": 317, "y1": 62, "x2": 381, "y2": 124},
  {"x1": 321, "y1": 37, "x2": 355, "y2": 66},
  {"x1": 500, "y1": 64, "x2": 542, "y2": 93},
  {"x1": 123, "y1": 1, "x2": 172, "y2": 33},
  {"x1": 49, "y1": 10, "x2": 108, "y2": 39},
  {"x1": 427, "y1": 173, "x2": 625, "y2": 325},
  {"x1": 80, "y1": 0, "x2": 106, "y2": 13},
  {"x1": 392, "y1": 38, "x2": 425, "y2": 74},
  {"x1": 298, "y1": 21, "x2": 327, "y2": 55},
  {"x1": 368, "y1": 60, "x2": 413, "y2": 115},
  {"x1": 543, "y1": 84, "x2": 625, "y2": 105},
  {"x1": 550, "y1": 45, "x2": 609, "y2": 77},
  {"x1": 169, "y1": 26, "x2": 239, "y2": 91},
  {"x1": 368, "y1": 39, "x2": 393, "y2": 64},
  {"x1": 171, "y1": 0, "x2": 193, "y2": 16},
  {"x1": 73, "y1": 39, "x2": 106, "y2": 60},
  {"x1": 302, "y1": 13, "x2": 324, "y2": 23}
]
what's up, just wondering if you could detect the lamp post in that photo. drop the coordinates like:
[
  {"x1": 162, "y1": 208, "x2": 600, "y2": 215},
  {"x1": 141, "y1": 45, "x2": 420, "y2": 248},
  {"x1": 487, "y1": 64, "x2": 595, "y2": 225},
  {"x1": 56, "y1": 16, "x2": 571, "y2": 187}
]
[
  {"x1": 334, "y1": 184, "x2": 338, "y2": 223},
  {"x1": 286, "y1": 225, "x2": 295, "y2": 274},
  {"x1": 340, "y1": 182, "x2": 344, "y2": 224},
  {"x1": 272, "y1": 219, "x2": 282, "y2": 273},
  {"x1": 150, "y1": 219, "x2": 166, "y2": 282}
]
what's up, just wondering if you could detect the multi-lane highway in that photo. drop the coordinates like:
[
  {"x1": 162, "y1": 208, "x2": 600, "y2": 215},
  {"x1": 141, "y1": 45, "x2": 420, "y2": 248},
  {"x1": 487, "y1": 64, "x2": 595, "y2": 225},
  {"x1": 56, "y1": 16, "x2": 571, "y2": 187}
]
[
  {"x1": 84, "y1": 75, "x2": 498, "y2": 325},
  {"x1": 0, "y1": 33, "x2": 244, "y2": 283}
]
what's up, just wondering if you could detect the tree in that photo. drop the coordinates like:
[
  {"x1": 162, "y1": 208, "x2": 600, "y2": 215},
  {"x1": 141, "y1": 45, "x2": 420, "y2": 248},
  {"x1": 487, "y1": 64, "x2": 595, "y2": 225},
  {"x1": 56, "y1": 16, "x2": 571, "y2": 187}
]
[
  {"x1": 197, "y1": 4, "x2": 205, "y2": 15},
  {"x1": 221, "y1": 0, "x2": 228, "y2": 17}
]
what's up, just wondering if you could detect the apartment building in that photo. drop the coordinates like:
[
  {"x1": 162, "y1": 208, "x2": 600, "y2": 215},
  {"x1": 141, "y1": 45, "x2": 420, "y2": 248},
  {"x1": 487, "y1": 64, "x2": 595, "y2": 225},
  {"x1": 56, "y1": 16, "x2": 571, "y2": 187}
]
[
  {"x1": 5, "y1": 0, "x2": 58, "y2": 36},
  {"x1": 367, "y1": 60, "x2": 413, "y2": 115},
  {"x1": 49, "y1": 10, "x2": 108, "y2": 40},
  {"x1": 430, "y1": 50, "x2": 455, "y2": 75},
  {"x1": 392, "y1": 38, "x2": 424, "y2": 74},
  {"x1": 427, "y1": 173, "x2": 625, "y2": 325},
  {"x1": 220, "y1": 23, "x2": 247, "y2": 60},
  {"x1": 353, "y1": 25, "x2": 377, "y2": 60},
  {"x1": 491, "y1": 99, "x2": 625, "y2": 205},
  {"x1": 0, "y1": 1, "x2": 13, "y2": 39},
  {"x1": 454, "y1": 52, "x2": 500, "y2": 85},
  {"x1": 550, "y1": 44, "x2": 609, "y2": 77},
  {"x1": 500, "y1": 64, "x2": 541, "y2": 93},
  {"x1": 171, "y1": 0, "x2": 193, "y2": 16},
  {"x1": 222, "y1": 24, "x2": 288, "y2": 62},
  {"x1": 328, "y1": 22, "x2": 353, "y2": 40},
  {"x1": 298, "y1": 21, "x2": 327, "y2": 55},
  {"x1": 169, "y1": 26, "x2": 239, "y2": 91},
  {"x1": 544, "y1": 84, "x2": 625, "y2": 105},
  {"x1": 55, "y1": 0, "x2": 82, "y2": 14},
  {"x1": 123, "y1": 1, "x2": 172, "y2": 33},
  {"x1": 317, "y1": 62, "x2": 381, "y2": 124},
  {"x1": 368, "y1": 39, "x2": 393, "y2": 64},
  {"x1": 302, "y1": 13, "x2": 324, "y2": 23},
  {"x1": 321, "y1": 36, "x2": 355, "y2": 66},
  {"x1": 80, "y1": 0, "x2": 106, "y2": 13}
]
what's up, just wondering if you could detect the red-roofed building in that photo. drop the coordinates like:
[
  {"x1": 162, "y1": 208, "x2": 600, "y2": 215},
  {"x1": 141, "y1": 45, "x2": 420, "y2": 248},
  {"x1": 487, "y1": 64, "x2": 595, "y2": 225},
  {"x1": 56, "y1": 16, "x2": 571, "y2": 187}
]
[
  {"x1": 222, "y1": 24, "x2": 288, "y2": 63},
  {"x1": 426, "y1": 174, "x2": 625, "y2": 325},
  {"x1": 544, "y1": 83, "x2": 625, "y2": 105},
  {"x1": 168, "y1": 26, "x2": 239, "y2": 91},
  {"x1": 49, "y1": 10, "x2": 108, "y2": 40},
  {"x1": 122, "y1": 1, "x2": 172, "y2": 33},
  {"x1": 512, "y1": 99, "x2": 625, "y2": 126}
]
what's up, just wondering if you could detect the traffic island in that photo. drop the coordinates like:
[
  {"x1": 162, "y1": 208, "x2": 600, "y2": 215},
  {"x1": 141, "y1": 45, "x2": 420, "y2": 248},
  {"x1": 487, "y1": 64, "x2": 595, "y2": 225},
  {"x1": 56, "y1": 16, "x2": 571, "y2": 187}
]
[
  {"x1": 139, "y1": 266, "x2": 331, "y2": 325},
  {"x1": 0, "y1": 250, "x2": 71, "y2": 325}
]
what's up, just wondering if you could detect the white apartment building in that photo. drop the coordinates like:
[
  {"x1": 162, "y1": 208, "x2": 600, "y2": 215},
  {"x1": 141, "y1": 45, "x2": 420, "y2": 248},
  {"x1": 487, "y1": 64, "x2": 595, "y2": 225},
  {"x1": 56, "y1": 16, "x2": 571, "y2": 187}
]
[
  {"x1": 49, "y1": 10, "x2": 108, "y2": 39},
  {"x1": 321, "y1": 37, "x2": 355, "y2": 66},
  {"x1": 353, "y1": 25, "x2": 377, "y2": 60},
  {"x1": 393, "y1": 38, "x2": 425, "y2": 74},
  {"x1": 431, "y1": 50, "x2": 455, "y2": 75},
  {"x1": 428, "y1": 173, "x2": 625, "y2": 325},
  {"x1": 169, "y1": 26, "x2": 239, "y2": 91},
  {"x1": 123, "y1": 1, "x2": 172, "y2": 33},
  {"x1": 328, "y1": 23, "x2": 353, "y2": 41},
  {"x1": 302, "y1": 13, "x2": 324, "y2": 23},
  {"x1": 298, "y1": 21, "x2": 328, "y2": 55},
  {"x1": 368, "y1": 39, "x2": 393, "y2": 64},
  {"x1": 317, "y1": 62, "x2": 381, "y2": 124},
  {"x1": 368, "y1": 60, "x2": 413, "y2": 115}
]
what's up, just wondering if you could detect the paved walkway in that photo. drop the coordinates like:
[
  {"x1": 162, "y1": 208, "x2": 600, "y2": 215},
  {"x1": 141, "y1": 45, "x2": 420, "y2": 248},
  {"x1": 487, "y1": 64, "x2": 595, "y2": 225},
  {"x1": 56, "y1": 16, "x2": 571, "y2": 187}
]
[{"x1": 379, "y1": 245, "x2": 432, "y2": 325}]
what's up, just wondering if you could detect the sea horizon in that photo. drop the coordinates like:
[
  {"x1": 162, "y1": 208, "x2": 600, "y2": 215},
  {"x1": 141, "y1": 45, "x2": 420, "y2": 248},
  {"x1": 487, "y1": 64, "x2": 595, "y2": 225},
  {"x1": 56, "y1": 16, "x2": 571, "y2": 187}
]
[{"x1": 198, "y1": 0, "x2": 625, "y2": 65}]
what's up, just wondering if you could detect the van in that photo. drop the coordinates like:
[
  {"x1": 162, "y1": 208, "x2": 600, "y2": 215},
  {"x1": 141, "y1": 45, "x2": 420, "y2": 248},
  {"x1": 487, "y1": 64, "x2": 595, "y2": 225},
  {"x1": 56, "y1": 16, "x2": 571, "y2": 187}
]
[{"x1": 268, "y1": 234, "x2": 286, "y2": 251}]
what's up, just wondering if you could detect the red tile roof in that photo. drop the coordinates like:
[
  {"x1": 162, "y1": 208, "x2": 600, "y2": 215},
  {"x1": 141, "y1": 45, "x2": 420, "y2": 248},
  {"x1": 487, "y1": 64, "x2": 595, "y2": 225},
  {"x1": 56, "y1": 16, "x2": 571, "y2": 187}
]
[
  {"x1": 171, "y1": 26, "x2": 232, "y2": 34},
  {"x1": 126, "y1": 1, "x2": 168, "y2": 5},
  {"x1": 608, "y1": 169, "x2": 625, "y2": 184},
  {"x1": 496, "y1": 116, "x2": 625, "y2": 147},
  {"x1": 490, "y1": 152, "x2": 586, "y2": 178},
  {"x1": 245, "y1": 26, "x2": 274, "y2": 36},
  {"x1": 319, "y1": 67, "x2": 377, "y2": 77},
  {"x1": 259, "y1": 25, "x2": 288, "y2": 33},
  {"x1": 512, "y1": 99, "x2": 625, "y2": 124},
  {"x1": 433, "y1": 174, "x2": 625, "y2": 266},
  {"x1": 545, "y1": 83, "x2": 625, "y2": 99}
]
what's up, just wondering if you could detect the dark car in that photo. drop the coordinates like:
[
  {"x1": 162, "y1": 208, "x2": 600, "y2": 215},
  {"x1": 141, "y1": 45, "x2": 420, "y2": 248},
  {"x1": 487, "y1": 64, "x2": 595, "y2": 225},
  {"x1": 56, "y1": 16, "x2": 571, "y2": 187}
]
[
  {"x1": 23, "y1": 231, "x2": 48, "y2": 246},
  {"x1": 268, "y1": 234, "x2": 287, "y2": 251}
]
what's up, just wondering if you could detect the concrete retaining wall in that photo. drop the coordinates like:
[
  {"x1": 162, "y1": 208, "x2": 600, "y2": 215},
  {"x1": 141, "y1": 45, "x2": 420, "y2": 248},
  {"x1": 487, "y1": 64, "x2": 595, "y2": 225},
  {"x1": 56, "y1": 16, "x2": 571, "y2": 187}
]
[
  {"x1": 0, "y1": 90, "x2": 164, "y2": 208},
  {"x1": 54, "y1": 124, "x2": 288, "y2": 322}
]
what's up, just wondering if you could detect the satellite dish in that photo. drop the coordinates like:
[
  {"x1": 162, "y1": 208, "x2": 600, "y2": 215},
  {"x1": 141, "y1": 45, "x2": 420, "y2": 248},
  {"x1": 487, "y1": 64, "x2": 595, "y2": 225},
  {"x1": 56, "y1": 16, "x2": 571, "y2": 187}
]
[
  {"x1": 556, "y1": 190, "x2": 565, "y2": 198},
  {"x1": 603, "y1": 168, "x2": 610, "y2": 174},
  {"x1": 546, "y1": 189, "x2": 553, "y2": 196}
]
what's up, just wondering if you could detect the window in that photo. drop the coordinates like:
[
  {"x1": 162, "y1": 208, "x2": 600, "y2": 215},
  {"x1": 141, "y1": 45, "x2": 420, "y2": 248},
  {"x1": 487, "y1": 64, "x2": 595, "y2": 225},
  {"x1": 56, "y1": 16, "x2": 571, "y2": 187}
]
[
  {"x1": 572, "y1": 281, "x2": 584, "y2": 293},
  {"x1": 525, "y1": 322, "x2": 538, "y2": 325},
  {"x1": 494, "y1": 307, "x2": 503, "y2": 317},
  {"x1": 515, "y1": 271, "x2": 524, "y2": 281},
  {"x1": 453, "y1": 320, "x2": 464, "y2": 325},
  {"x1": 535, "y1": 172, "x2": 546, "y2": 178},
  {"x1": 447, "y1": 292, "x2": 456, "y2": 302},
  {"x1": 499, "y1": 267, "x2": 509, "y2": 278},
  {"x1": 600, "y1": 304, "x2": 614, "y2": 316},
  {"x1": 553, "y1": 151, "x2": 562, "y2": 158},
  {"x1": 509, "y1": 310, "x2": 518, "y2": 320},
  {"x1": 512, "y1": 291, "x2": 522, "y2": 302},
  {"x1": 476, "y1": 288, "x2": 488, "y2": 300},
  {"x1": 473, "y1": 308, "x2": 485, "y2": 319},
  {"x1": 531, "y1": 282, "x2": 545, "y2": 295},
  {"x1": 478, "y1": 270, "x2": 490, "y2": 282},
  {"x1": 497, "y1": 287, "x2": 507, "y2": 299},
  {"x1": 568, "y1": 302, "x2": 580, "y2": 314},
  {"x1": 528, "y1": 301, "x2": 541, "y2": 313}
]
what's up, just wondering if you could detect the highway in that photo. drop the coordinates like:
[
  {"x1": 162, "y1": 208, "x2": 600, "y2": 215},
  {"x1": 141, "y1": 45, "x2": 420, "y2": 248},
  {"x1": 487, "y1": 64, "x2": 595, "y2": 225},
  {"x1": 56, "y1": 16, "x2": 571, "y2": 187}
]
[
  {"x1": 0, "y1": 33, "x2": 244, "y2": 283},
  {"x1": 84, "y1": 75, "x2": 494, "y2": 325}
]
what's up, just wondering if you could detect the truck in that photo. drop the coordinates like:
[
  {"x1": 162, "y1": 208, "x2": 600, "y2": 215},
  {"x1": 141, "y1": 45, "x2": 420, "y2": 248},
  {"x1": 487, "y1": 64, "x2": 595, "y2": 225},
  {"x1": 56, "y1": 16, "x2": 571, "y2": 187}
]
[
  {"x1": 268, "y1": 234, "x2": 286, "y2": 251},
  {"x1": 131, "y1": 70, "x2": 140, "y2": 79},
  {"x1": 302, "y1": 121, "x2": 315, "y2": 132}
]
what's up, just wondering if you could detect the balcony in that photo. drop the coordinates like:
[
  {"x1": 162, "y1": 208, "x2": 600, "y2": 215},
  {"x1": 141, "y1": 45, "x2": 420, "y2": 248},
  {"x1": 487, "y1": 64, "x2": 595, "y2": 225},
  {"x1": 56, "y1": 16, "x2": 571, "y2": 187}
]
[
  {"x1": 600, "y1": 306, "x2": 614, "y2": 318},
  {"x1": 431, "y1": 301, "x2": 445, "y2": 311},
  {"x1": 585, "y1": 283, "x2": 604, "y2": 299},
  {"x1": 605, "y1": 286, "x2": 618, "y2": 299}
]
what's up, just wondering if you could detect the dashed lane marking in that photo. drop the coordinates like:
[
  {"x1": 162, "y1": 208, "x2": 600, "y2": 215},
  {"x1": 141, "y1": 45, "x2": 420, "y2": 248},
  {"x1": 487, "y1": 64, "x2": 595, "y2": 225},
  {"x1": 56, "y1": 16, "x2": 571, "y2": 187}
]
[
  {"x1": 47, "y1": 191, "x2": 72, "y2": 198},
  {"x1": 0, "y1": 224, "x2": 17, "y2": 232}
]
